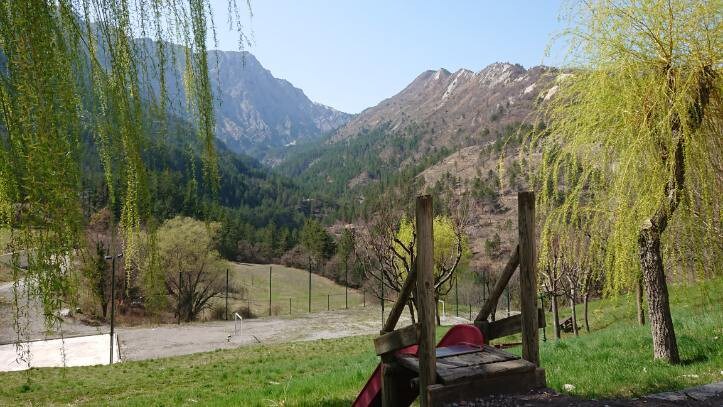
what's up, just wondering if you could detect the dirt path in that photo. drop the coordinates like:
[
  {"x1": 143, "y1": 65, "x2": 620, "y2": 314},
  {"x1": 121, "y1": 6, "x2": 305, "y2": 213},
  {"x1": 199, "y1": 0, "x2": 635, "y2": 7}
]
[{"x1": 116, "y1": 308, "x2": 471, "y2": 361}]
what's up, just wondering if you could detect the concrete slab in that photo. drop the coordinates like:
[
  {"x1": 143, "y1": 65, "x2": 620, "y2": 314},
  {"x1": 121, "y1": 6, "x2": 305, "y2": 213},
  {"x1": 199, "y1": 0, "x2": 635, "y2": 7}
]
[{"x1": 0, "y1": 333, "x2": 119, "y2": 372}]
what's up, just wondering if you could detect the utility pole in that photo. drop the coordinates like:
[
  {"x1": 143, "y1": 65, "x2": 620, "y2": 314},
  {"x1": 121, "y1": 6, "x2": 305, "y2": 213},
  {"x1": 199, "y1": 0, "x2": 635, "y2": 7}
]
[
  {"x1": 308, "y1": 256, "x2": 312, "y2": 313},
  {"x1": 104, "y1": 253, "x2": 122, "y2": 365},
  {"x1": 269, "y1": 266, "x2": 272, "y2": 316}
]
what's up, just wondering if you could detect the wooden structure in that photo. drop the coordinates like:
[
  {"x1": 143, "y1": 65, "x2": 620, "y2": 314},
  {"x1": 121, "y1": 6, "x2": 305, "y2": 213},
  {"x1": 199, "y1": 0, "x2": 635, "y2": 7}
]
[{"x1": 373, "y1": 192, "x2": 545, "y2": 406}]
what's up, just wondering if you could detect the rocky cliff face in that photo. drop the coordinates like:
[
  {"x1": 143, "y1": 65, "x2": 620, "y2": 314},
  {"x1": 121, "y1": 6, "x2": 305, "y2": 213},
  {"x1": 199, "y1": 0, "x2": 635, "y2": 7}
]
[{"x1": 208, "y1": 51, "x2": 351, "y2": 157}]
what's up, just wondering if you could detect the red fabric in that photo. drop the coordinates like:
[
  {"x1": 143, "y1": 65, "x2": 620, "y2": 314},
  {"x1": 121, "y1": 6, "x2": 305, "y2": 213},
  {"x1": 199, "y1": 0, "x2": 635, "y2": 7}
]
[{"x1": 351, "y1": 324, "x2": 485, "y2": 407}]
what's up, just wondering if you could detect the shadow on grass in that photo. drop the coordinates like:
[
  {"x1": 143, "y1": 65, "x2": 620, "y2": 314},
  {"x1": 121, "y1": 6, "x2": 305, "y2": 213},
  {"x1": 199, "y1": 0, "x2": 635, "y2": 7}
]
[
  {"x1": 311, "y1": 398, "x2": 355, "y2": 407},
  {"x1": 680, "y1": 354, "x2": 709, "y2": 365}
]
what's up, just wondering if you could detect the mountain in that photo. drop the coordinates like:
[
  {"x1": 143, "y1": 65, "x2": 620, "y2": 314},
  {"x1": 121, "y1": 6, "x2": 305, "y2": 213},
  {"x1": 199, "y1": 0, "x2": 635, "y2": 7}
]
[
  {"x1": 335, "y1": 62, "x2": 553, "y2": 145},
  {"x1": 278, "y1": 62, "x2": 562, "y2": 269},
  {"x1": 280, "y1": 62, "x2": 557, "y2": 202},
  {"x1": 132, "y1": 38, "x2": 352, "y2": 159},
  {"x1": 208, "y1": 51, "x2": 352, "y2": 157}
]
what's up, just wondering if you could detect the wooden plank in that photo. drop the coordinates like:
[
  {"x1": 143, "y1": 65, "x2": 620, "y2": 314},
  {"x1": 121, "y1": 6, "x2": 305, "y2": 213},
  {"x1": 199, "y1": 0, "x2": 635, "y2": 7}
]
[
  {"x1": 437, "y1": 359, "x2": 536, "y2": 384},
  {"x1": 434, "y1": 344, "x2": 482, "y2": 358},
  {"x1": 374, "y1": 324, "x2": 419, "y2": 355},
  {"x1": 476, "y1": 309, "x2": 546, "y2": 340},
  {"x1": 415, "y1": 195, "x2": 436, "y2": 407},
  {"x1": 395, "y1": 345, "x2": 522, "y2": 378},
  {"x1": 381, "y1": 361, "x2": 399, "y2": 407},
  {"x1": 427, "y1": 369, "x2": 540, "y2": 406},
  {"x1": 518, "y1": 191, "x2": 540, "y2": 366},
  {"x1": 382, "y1": 267, "x2": 417, "y2": 333},
  {"x1": 474, "y1": 246, "x2": 519, "y2": 323}
]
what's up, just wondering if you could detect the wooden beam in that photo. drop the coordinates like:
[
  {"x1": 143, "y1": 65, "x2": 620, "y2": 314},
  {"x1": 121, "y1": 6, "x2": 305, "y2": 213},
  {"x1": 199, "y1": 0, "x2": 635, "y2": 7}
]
[
  {"x1": 518, "y1": 191, "x2": 540, "y2": 366},
  {"x1": 415, "y1": 195, "x2": 436, "y2": 407},
  {"x1": 382, "y1": 267, "x2": 417, "y2": 333},
  {"x1": 375, "y1": 324, "x2": 419, "y2": 356},
  {"x1": 476, "y1": 308, "x2": 546, "y2": 341},
  {"x1": 427, "y1": 369, "x2": 539, "y2": 406},
  {"x1": 474, "y1": 246, "x2": 519, "y2": 323},
  {"x1": 381, "y1": 361, "x2": 400, "y2": 406}
]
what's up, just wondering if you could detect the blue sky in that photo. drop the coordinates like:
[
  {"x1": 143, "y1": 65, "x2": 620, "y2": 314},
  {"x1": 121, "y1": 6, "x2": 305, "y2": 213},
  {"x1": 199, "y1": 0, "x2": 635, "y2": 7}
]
[{"x1": 209, "y1": 1, "x2": 565, "y2": 113}]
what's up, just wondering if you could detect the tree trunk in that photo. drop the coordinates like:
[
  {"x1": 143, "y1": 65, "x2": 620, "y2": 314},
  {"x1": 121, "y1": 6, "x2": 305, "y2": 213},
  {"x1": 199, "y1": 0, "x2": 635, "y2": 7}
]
[
  {"x1": 639, "y1": 225, "x2": 680, "y2": 363},
  {"x1": 570, "y1": 288, "x2": 578, "y2": 337},
  {"x1": 636, "y1": 275, "x2": 645, "y2": 325},
  {"x1": 551, "y1": 293, "x2": 560, "y2": 340},
  {"x1": 583, "y1": 291, "x2": 590, "y2": 333}
]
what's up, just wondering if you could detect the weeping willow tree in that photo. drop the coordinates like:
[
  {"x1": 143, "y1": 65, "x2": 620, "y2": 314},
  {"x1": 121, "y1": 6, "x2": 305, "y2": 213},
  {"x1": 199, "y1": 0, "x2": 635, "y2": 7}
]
[
  {"x1": 0, "y1": 0, "x2": 249, "y2": 346},
  {"x1": 533, "y1": 0, "x2": 721, "y2": 363}
]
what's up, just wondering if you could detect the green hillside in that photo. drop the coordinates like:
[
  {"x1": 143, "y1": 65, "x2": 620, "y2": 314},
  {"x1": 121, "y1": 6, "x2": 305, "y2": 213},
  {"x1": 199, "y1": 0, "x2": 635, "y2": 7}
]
[{"x1": 221, "y1": 262, "x2": 365, "y2": 317}]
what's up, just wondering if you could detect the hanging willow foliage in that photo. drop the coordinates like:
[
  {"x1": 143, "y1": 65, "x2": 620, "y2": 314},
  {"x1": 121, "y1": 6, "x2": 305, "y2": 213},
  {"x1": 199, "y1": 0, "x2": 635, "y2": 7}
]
[
  {"x1": 0, "y1": 0, "x2": 249, "y2": 337},
  {"x1": 532, "y1": 0, "x2": 722, "y2": 295}
]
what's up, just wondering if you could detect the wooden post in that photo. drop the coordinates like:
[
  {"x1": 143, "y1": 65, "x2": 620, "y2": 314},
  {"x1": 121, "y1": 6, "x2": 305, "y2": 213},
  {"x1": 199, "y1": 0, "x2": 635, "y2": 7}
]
[
  {"x1": 474, "y1": 246, "x2": 519, "y2": 323},
  {"x1": 416, "y1": 195, "x2": 435, "y2": 407},
  {"x1": 518, "y1": 191, "x2": 540, "y2": 366},
  {"x1": 382, "y1": 266, "x2": 417, "y2": 333},
  {"x1": 381, "y1": 358, "x2": 399, "y2": 406},
  {"x1": 269, "y1": 266, "x2": 272, "y2": 316}
]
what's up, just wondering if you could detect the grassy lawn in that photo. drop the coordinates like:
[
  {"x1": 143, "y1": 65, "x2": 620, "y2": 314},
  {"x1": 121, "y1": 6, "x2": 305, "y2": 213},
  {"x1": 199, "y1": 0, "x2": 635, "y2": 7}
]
[
  {"x1": 0, "y1": 278, "x2": 720, "y2": 406},
  {"x1": 503, "y1": 275, "x2": 723, "y2": 398},
  {"x1": 224, "y1": 262, "x2": 365, "y2": 317}
]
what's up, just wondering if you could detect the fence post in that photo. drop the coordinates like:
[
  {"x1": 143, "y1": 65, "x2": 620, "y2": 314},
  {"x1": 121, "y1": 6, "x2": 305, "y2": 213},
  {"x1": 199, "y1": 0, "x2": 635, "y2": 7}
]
[
  {"x1": 455, "y1": 277, "x2": 459, "y2": 317},
  {"x1": 225, "y1": 268, "x2": 229, "y2": 321},
  {"x1": 380, "y1": 276, "x2": 384, "y2": 328},
  {"x1": 519, "y1": 191, "x2": 540, "y2": 366},
  {"x1": 345, "y1": 259, "x2": 349, "y2": 309},
  {"x1": 269, "y1": 266, "x2": 272, "y2": 316},
  {"x1": 327, "y1": 294, "x2": 330, "y2": 311},
  {"x1": 416, "y1": 195, "x2": 435, "y2": 407},
  {"x1": 178, "y1": 271, "x2": 182, "y2": 325},
  {"x1": 506, "y1": 287, "x2": 511, "y2": 317},
  {"x1": 289, "y1": 298, "x2": 292, "y2": 316},
  {"x1": 363, "y1": 290, "x2": 366, "y2": 307},
  {"x1": 308, "y1": 257, "x2": 312, "y2": 313}
]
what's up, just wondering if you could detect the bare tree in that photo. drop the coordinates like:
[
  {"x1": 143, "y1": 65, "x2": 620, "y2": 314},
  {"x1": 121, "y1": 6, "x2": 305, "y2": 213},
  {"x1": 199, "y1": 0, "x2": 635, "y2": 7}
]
[{"x1": 357, "y1": 193, "x2": 473, "y2": 325}]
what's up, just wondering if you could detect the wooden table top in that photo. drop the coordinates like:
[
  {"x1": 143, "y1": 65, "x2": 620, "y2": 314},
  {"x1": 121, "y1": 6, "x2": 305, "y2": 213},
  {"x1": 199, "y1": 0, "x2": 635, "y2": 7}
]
[{"x1": 395, "y1": 344, "x2": 536, "y2": 385}]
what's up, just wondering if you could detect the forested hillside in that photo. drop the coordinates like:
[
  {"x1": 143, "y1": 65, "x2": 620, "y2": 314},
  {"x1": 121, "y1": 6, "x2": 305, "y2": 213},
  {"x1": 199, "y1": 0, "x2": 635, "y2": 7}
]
[{"x1": 79, "y1": 115, "x2": 307, "y2": 263}]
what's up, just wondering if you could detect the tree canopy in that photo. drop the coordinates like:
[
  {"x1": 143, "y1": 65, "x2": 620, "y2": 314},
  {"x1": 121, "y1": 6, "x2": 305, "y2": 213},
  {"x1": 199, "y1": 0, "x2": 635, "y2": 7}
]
[
  {"x1": 0, "y1": 1, "x2": 247, "y2": 331},
  {"x1": 535, "y1": 0, "x2": 721, "y2": 362}
]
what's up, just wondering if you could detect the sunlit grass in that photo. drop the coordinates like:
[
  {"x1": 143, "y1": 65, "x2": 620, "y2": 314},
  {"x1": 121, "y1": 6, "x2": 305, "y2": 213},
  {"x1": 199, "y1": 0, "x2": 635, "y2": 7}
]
[{"x1": 0, "y1": 278, "x2": 719, "y2": 405}]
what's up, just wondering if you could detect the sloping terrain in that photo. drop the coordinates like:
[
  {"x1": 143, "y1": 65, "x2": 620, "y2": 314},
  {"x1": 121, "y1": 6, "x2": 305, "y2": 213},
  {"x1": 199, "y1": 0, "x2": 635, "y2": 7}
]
[
  {"x1": 133, "y1": 38, "x2": 352, "y2": 159},
  {"x1": 280, "y1": 62, "x2": 560, "y2": 270}
]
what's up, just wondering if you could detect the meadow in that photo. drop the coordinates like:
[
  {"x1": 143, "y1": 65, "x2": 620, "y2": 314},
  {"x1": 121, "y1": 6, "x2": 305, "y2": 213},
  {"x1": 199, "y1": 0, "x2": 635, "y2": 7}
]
[{"x1": 0, "y1": 276, "x2": 720, "y2": 406}]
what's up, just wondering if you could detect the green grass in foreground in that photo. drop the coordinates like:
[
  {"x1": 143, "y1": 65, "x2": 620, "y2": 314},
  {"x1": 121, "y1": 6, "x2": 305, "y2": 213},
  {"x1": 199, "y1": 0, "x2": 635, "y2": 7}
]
[{"x1": 0, "y1": 278, "x2": 720, "y2": 406}]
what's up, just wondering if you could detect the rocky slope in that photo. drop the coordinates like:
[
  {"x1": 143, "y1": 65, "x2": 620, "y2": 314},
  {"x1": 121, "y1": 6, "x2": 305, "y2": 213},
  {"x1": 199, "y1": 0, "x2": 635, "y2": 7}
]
[
  {"x1": 334, "y1": 62, "x2": 555, "y2": 147},
  {"x1": 208, "y1": 51, "x2": 352, "y2": 157}
]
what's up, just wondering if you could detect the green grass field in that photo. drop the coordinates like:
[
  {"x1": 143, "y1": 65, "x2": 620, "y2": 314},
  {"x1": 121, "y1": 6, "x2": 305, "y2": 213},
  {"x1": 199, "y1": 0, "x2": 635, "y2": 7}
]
[
  {"x1": 221, "y1": 263, "x2": 365, "y2": 317},
  {"x1": 0, "y1": 277, "x2": 720, "y2": 406}
]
